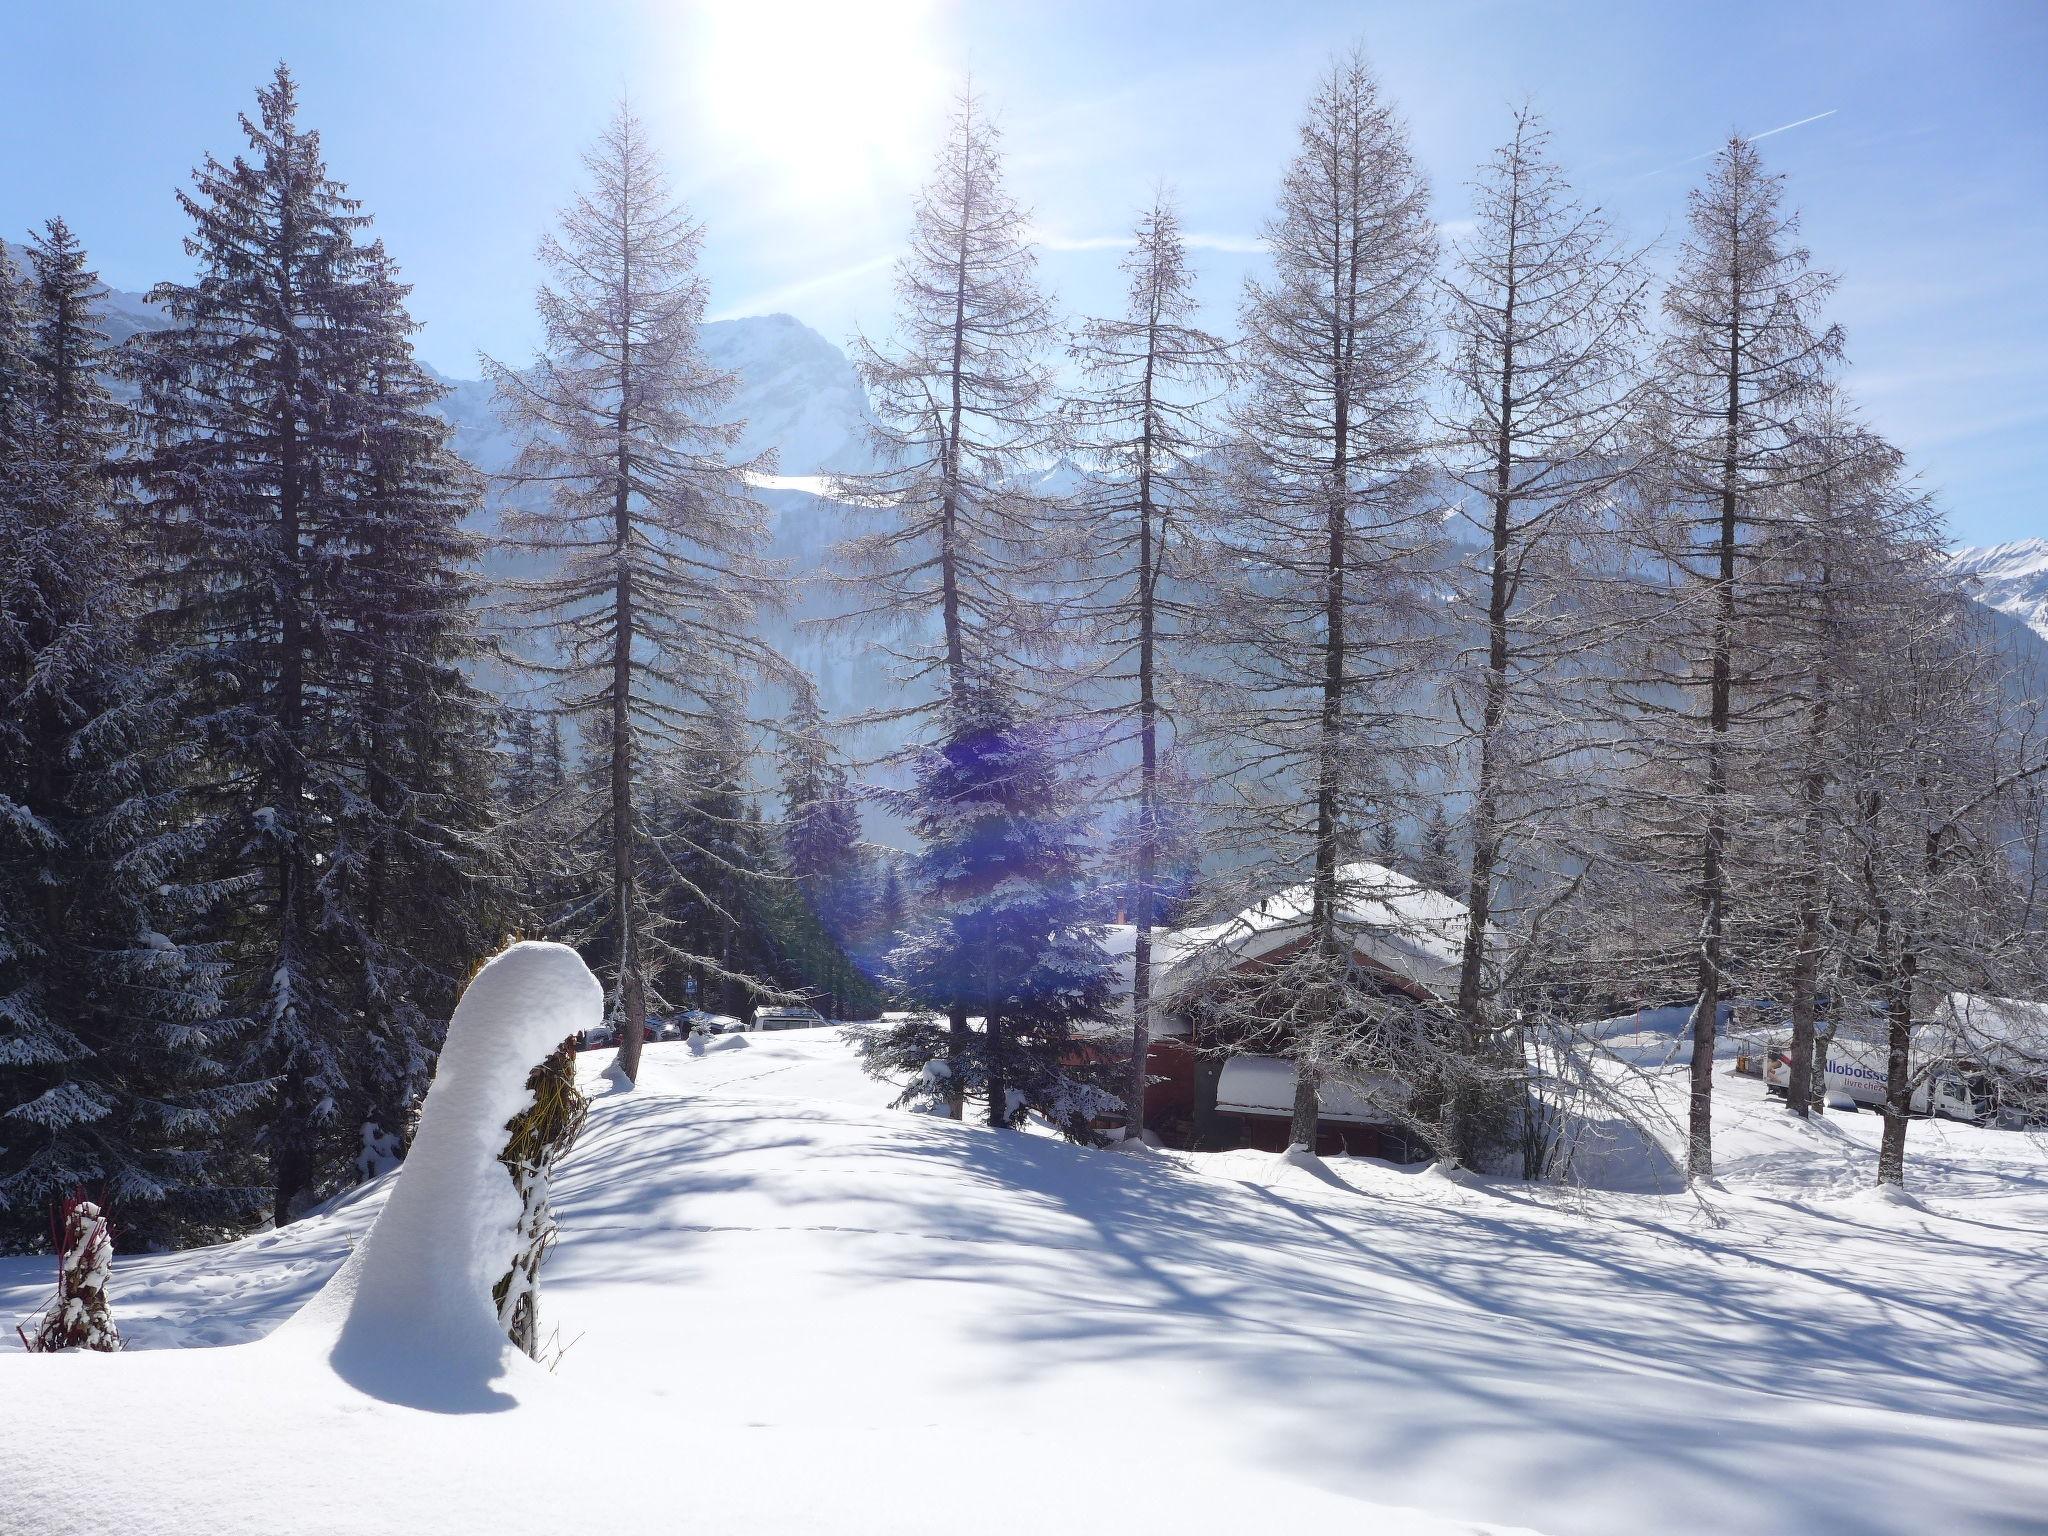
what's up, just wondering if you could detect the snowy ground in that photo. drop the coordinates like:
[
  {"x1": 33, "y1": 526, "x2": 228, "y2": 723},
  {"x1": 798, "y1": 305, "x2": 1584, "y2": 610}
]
[{"x1": 4, "y1": 1025, "x2": 2045, "y2": 1535}]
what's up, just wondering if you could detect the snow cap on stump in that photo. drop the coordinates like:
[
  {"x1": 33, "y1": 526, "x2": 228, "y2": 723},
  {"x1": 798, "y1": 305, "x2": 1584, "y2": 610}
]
[{"x1": 286, "y1": 942, "x2": 602, "y2": 1406}]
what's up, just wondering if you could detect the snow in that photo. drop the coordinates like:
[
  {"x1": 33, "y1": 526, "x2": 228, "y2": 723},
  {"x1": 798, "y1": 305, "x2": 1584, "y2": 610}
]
[
  {"x1": 1948, "y1": 537, "x2": 2048, "y2": 643},
  {"x1": 4, "y1": 1029, "x2": 2046, "y2": 1534},
  {"x1": 275, "y1": 940, "x2": 602, "y2": 1406}
]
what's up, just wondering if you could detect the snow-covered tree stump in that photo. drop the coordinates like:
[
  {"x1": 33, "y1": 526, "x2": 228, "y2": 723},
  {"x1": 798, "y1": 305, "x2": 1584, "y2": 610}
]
[
  {"x1": 27, "y1": 1197, "x2": 120, "y2": 1353},
  {"x1": 294, "y1": 942, "x2": 602, "y2": 1404}
]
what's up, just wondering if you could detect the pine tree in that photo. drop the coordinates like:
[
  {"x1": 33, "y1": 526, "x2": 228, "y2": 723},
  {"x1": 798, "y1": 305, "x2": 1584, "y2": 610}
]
[
  {"x1": 1418, "y1": 803, "x2": 1459, "y2": 898},
  {"x1": 486, "y1": 103, "x2": 788, "y2": 1084},
  {"x1": 335, "y1": 245, "x2": 502, "y2": 1167},
  {"x1": 130, "y1": 67, "x2": 498, "y2": 1222},
  {"x1": 498, "y1": 707, "x2": 579, "y2": 935},
  {"x1": 778, "y1": 679, "x2": 869, "y2": 959},
  {"x1": 1067, "y1": 191, "x2": 1229, "y2": 1139},
  {"x1": 0, "y1": 227, "x2": 242, "y2": 1249},
  {"x1": 1206, "y1": 47, "x2": 1441, "y2": 1152},
  {"x1": 1635, "y1": 135, "x2": 1842, "y2": 1181},
  {"x1": 858, "y1": 677, "x2": 1118, "y2": 1137}
]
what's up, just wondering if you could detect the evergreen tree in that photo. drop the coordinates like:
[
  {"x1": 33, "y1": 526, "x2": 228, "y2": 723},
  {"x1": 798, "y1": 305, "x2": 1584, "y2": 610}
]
[
  {"x1": 858, "y1": 677, "x2": 1118, "y2": 1138},
  {"x1": 486, "y1": 103, "x2": 787, "y2": 1085},
  {"x1": 1418, "y1": 803, "x2": 1459, "y2": 898},
  {"x1": 129, "y1": 67, "x2": 498, "y2": 1222},
  {"x1": 498, "y1": 706, "x2": 579, "y2": 936},
  {"x1": 837, "y1": 84, "x2": 1094, "y2": 1114},
  {"x1": 334, "y1": 246, "x2": 502, "y2": 1170},
  {"x1": 0, "y1": 227, "x2": 243, "y2": 1248},
  {"x1": 1369, "y1": 817, "x2": 1403, "y2": 872},
  {"x1": 777, "y1": 679, "x2": 869, "y2": 957}
]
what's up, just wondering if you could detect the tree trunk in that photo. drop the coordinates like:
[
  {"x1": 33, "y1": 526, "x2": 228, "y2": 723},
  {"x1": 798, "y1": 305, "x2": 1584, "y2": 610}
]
[
  {"x1": 1453, "y1": 221, "x2": 1517, "y2": 1169},
  {"x1": 1690, "y1": 268, "x2": 1743, "y2": 1184},
  {"x1": 1289, "y1": 1066, "x2": 1321, "y2": 1153},
  {"x1": 1876, "y1": 970, "x2": 1913, "y2": 1186},
  {"x1": 1786, "y1": 674, "x2": 1830, "y2": 1120},
  {"x1": 1128, "y1": 297, "x2": 1162, "y2": 1144},
  {"x1": 986, "y1": 1014, "x2": 1007, "y2": 1129},
  {"x1": 609, "y1": 310, "x2": 644, "y2": 1084},
  {"x1": 945, "y1": 1007, "x2": 968, "y2": 1120}
]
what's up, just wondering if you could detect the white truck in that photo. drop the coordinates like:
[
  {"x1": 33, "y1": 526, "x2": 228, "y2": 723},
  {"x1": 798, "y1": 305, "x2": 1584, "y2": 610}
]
[{"x1": 1763, "y1": 1036, "x2": 1991, "y2": 1122}]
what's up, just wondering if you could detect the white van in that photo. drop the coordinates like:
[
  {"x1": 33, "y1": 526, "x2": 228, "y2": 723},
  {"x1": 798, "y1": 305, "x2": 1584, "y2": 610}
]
[{"x1": 1763, "y1": 1037, "x2": 1990, "y2": 1121}]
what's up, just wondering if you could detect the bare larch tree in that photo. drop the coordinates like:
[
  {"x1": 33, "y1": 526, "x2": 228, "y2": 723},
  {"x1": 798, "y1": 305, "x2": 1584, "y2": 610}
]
[
  {"x1": 1066, "y1": 190, "x2": 1230, "y2": 1138},
  {"x1": 1212, "y1": 46, "x2": 1440, "y2": 1153},
  {"x1": 487, "y1": 103, "x2": 785, "y2": 1085},
  {"x1": 1437, "y1": 105, "x2": 1647, "y2": 1165},
  {"x1": 832, "y1": 82, "x2": 1064, "y2": 1118},
  {"x1": 1645, "y1": 135, "x2": 1841, "y2": 1181}
]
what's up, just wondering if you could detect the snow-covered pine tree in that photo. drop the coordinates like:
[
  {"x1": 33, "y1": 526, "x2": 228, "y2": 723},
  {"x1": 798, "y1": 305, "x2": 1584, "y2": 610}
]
[
  {"x1": 1066, "y1": 191, "x2": 1230, "y2": 1140},
  {"x1": 1630, "y1": 135, "x2": 1843, "y2": 1182},
  {"x1": 1417, "y1": 804, "x2": 1459, "y2": 899},
  {"x1": 1436, "y1": 107, "x2": 1647, "y2": 1163},
  {"x1": 485, "y1": 103, "x2": 789, "y2": 1085},
  {"x1": 27, "y1": 1195, "x2": 119, "y2": 1351},
  {"x1": 777, "y1": 678, "x2": 870, "y2": 961},
  {"x1": 335, "y1": 245, "x2": 503, "y2": 1169},
  {"x1": 859, "y1": 675, "x2": 1119, "y2": 1137},
  {"x1": 0, "y1": 227, "x2": 243, "y2": 1250},
  {"x1": 497, "y1": 707, "x2": 580, "y2": 936},
  {"x1": 129, "y1": 67, "x2": 499, "y2": 1223},
  {"x1": 1205, "y1": 47, "x2": 1441, "y2": 1153}
]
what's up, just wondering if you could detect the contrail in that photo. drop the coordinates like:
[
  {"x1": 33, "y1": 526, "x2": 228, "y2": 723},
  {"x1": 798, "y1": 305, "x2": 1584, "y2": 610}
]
[
  {"x1": 1635, "y1": 109, "x2": 1839, "y2": 179},
  {"x1": 1746, "y1": 108, "x2": 1838, "y2": 144}
]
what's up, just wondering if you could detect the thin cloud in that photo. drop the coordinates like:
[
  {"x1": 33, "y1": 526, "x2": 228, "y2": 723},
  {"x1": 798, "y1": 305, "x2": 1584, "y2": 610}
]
[{"x1": 1633, "y1": 109, "x2": 1839, "y2": 179}]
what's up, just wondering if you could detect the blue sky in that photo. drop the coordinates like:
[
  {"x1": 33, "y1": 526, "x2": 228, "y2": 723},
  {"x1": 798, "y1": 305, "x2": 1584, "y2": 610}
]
[{"x1": 3, "y1": 0, "x2": 2043, "y2": 544}]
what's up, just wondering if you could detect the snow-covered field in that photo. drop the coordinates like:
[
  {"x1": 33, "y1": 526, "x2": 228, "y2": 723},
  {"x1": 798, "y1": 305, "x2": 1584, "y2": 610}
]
[{"x1": 5, "y1": 1022, "x2": 2045, "y2": 1535}]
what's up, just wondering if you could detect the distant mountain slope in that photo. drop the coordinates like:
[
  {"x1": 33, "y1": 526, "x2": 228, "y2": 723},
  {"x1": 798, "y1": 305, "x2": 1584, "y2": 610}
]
[
  {"x1": 8, "y1": 247, "x2": 878, "y2": 481},
  {"x1": 427, "y1": 311, "x2": 876, "y2": 480},
  {"x1": 1949, "y1": 540, "x2": 2048, "y2": 644}
]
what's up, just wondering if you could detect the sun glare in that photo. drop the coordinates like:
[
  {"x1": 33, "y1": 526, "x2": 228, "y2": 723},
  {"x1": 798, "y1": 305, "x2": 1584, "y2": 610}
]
[{"x1": 686, "y1": 0, "x2": 949, "y2": 212}]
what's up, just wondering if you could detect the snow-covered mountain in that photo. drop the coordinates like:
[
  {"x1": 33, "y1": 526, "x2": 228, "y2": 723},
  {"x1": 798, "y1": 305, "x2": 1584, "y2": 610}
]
[
  {"x1": 426, "y1": 311, "x2": 876, "y2": 481},
  {"x1": 1949, "y1": 539, "x2": 2048, "y2": 644}
]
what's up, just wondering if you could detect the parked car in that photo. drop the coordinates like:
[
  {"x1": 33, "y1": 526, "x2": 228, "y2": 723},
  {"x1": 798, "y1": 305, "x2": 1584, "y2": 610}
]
[
  {"x1": 751, "y1": 1005, "x2": 829, "y2": 1031},
  {"x1": 682, "y1": 1009, "x2": 742, "y2": 1035}
]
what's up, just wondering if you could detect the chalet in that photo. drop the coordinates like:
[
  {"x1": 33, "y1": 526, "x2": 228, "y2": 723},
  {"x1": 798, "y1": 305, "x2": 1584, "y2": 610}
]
[{"x1": 1101, "y1": 860, "x2": 1474, "y2": 1159}]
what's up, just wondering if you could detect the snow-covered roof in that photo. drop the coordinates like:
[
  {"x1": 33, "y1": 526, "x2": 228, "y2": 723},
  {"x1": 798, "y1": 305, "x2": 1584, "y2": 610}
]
[
  {"x1": 1923, "y1": 993, "x2": 2048, "y2": 1071},
  {"x1": 1155, "y1": 861, "x2": 1471, "y2": 1006},
  {"x1": 1215, "y1": 1054, "x2": 1411, "y2": 1125}
]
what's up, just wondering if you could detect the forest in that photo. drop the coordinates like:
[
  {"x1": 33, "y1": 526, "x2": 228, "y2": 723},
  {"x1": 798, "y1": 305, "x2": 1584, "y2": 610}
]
[{"x1": 3, "y1": 46, "x2": 2045, "y2": 1256}]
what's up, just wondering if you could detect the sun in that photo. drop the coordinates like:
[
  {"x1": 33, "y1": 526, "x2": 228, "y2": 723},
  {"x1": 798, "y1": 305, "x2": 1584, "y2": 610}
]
[{"x1": 683, "y1": 0, "x2": 950, "y2": 213}]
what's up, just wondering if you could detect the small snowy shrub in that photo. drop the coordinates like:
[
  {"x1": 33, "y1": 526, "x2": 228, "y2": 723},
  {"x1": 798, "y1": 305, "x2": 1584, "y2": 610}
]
[
  {"x1": 27, "y1": 1197, "x2": 120, "y2": 1353},
  {"x1": 492, "y1": 1037, "x2": 588, "y2": 1359}
]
